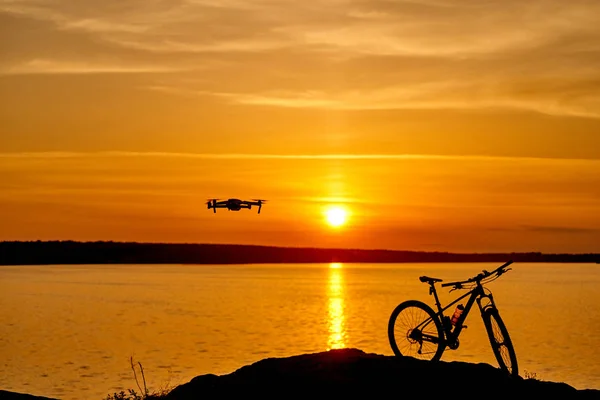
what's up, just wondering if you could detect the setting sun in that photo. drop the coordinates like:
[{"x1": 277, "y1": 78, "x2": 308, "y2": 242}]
[{"x1": 324, "y1": 206, "x2": 348, "y2": 228}]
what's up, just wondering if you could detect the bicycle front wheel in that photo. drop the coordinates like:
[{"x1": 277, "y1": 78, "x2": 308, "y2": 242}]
[
  {"x1": 482, "y1": 307, "x2": 519, "y2": 377},
  {"x1": 388, "y1": 300, "x2": 445, "y2": 361}
]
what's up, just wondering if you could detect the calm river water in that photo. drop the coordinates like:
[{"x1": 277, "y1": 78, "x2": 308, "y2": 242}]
[{"x1": 1, "y1": 262, "x2": 599, "y2": 399}]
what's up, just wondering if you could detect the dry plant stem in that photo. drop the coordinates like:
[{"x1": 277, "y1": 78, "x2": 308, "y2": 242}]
[
  {"x1": 130, "y1": 356, "x2": 149, "y2": 397},
  {"x1": 139, "y1": 362, "x2": 148, "y2": 397}
]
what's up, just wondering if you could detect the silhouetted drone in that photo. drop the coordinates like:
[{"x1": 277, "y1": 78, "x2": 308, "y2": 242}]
[{"x1": 206, "y1": 198, "x2": 267, "y2": 214}]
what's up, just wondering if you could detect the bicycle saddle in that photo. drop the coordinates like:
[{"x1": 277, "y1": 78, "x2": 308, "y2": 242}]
[{"x1": 419, "y1": 276, "x2": 442, "y2": 284}]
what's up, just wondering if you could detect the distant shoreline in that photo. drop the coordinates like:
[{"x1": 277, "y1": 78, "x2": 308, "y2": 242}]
[{"x1": 1, "y1": 240, "x2": 598, "y2": 265}]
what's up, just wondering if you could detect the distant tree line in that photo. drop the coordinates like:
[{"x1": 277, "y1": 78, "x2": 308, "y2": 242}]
[{"x1": 0, "y1": 241, "x2": 598, "y2": 265}]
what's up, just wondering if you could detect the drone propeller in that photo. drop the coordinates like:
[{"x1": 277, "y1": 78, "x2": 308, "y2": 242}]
[
  {"x1": 252, "y1": 199, "x2": 267, "y2": 214},
  {"x1": 206, "y1": 199, "x2": 220, "y2": 212}
]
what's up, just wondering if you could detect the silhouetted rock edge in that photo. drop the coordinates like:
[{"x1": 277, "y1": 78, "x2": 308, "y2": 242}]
[{"x1": 162, "y1": 348, "x2": 599, "y2": 398}]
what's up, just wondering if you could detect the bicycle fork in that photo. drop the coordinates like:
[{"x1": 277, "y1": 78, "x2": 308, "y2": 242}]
[{"x1": 477, "y1": 291, "x2": 496, "y2": 313}]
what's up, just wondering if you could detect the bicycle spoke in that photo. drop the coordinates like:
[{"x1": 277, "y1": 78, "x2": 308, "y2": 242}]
[{"x1": 388, "y1": 300, "x2": 445, "y2": 361}]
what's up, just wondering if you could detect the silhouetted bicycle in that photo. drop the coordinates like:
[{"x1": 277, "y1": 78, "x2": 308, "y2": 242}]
[{"x1": 388, "y1": 260, "x2": 518, "y2": 377}]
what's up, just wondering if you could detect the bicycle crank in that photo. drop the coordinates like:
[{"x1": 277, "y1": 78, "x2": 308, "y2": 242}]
[{"x1": 447, "y1": 338, "x2": 460, "y2": 350}]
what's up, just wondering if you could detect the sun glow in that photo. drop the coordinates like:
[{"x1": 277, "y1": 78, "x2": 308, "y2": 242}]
[{"x1": 324, "y1": 205, "x2": 348, "y2": 228}]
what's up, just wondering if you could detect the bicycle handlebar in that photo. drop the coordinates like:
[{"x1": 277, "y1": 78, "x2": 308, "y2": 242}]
[{"x1": 441, "y1": 260, "x2": 513, "y2": 288}]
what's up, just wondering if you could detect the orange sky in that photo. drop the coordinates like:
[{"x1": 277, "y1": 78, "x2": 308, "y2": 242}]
[{"x1": 1, "y1": 1, "x2": 599, "y2": 253}]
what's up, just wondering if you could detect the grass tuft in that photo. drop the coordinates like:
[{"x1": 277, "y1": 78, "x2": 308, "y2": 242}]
[
  {"x1": 104, "y1": 356, "x2": 174, "y2": 399},
  {"x1": 524, "y1": 370, "x2": 540, "y2": 381}
]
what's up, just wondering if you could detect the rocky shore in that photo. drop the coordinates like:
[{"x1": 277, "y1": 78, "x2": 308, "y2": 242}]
[{"x1": 3, "y1": 348, "x2": 600, "y2": 399}]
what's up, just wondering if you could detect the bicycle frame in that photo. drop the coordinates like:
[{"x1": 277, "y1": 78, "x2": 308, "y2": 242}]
[{"x1": 425, "y1": 279, "x2": 497, "y2": 349}]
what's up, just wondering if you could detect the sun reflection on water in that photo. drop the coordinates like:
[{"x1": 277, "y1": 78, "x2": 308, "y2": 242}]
[{"x1": 327, "y1": 263, "x2": 346, "y2": 349}]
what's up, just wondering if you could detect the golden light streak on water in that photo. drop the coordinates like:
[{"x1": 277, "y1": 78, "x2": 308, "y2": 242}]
[{"x1": 327, "y1": 263, "x2": 346, "y2": 349}]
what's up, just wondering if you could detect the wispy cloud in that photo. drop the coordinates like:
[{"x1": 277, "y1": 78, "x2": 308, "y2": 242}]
[
  {"x1": 0, "y1": 59, "x2": 181, "y2": 75},
  {"x1": 5, "y1": 1, "x2": 600, "y2": 58},
  {"x1": 2, "y1": 1, "x2": 600, "y2": 121},
  {"x1": 519, "y1": 225, "x2": 600, "y2": 234},
  {"x1": 0, "y1": 0, "x2": 149, "y2": 33},
  {"x1": 148, "y1": 81, "x2": 600, "y2": 118},
  {"x1": 2, "y1": 151, "x2": 599, "y2": 163}
]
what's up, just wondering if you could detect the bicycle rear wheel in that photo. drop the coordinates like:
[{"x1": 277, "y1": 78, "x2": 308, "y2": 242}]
[
  {"x1": 388, "y1": 300, "x2": 445, "y2": 361},
  {"x1": 482, "y1": 307, "x2": 519, "y2": 377}
]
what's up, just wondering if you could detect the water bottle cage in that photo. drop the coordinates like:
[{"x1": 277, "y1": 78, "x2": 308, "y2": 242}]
[{"x1": 443, "y1": 316, "x2": 452, "y2": 332}]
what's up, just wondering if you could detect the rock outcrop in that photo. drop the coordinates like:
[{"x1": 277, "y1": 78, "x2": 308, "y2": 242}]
[
  {"x1": 3, "y1": 348, "x2": 600, "y2": 399},
  {"x1": 163, "y1": 348, "x2": 599, "y2": 399},
  {"x1": 0, "y1": 390, "x2": 58, "y2": 400}
]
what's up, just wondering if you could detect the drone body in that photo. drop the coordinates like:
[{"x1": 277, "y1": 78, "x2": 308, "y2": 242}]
[{"x1": 206, "y1": 198, "x2": 266, "y2": 214}]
